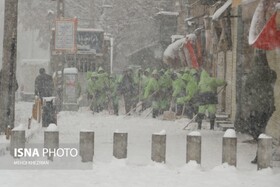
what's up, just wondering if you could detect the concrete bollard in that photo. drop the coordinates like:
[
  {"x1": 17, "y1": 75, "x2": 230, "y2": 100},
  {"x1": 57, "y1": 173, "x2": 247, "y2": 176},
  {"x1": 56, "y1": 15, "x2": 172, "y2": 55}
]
[
  {"x1": 79, "y1": 130, "x2": 95, "y2": 162},
  {"x1": 257, "y1": 134, "x2": 273, "y2": 170},
  {"x1": 222, "y1": 129, "x2": 237, "y2": 166},
  {"x1": 10, "y1": 125, "x2": 25, "y2": 158},
  {"x1": 113, "y1": 131, "x2": 128, "y2": 159},
  {"x1": 44, "y1": 124, "x2": 59, "y2": 161},
  {"x1": 151, "y1": 130, "x2": 166, "y2": 163},
  {"x1": 186, "y1": 131, "x2": 201, "y2": 164}
]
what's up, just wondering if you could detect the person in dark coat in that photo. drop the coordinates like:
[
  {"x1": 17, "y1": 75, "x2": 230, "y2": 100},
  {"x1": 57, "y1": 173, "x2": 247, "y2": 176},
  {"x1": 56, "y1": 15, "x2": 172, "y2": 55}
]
[
  {"x1": 243, "y1": 50, "x2": 277, "y2": 164},
  {"x1": 118, "y1": 67, "x2": 136, "y2": 114},
  {"x1": 34, "y1": 68, "x2": 55, "y2": 127},
  {"x1": 35, "y1": 68, "x2": 54, "y2": 99}
]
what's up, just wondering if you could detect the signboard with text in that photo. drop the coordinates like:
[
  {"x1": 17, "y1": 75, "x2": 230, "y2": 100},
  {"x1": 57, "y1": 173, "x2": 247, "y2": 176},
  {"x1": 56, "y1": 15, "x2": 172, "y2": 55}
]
[
  {"x1": 55, "y1": 18, "x2": 77, "y2": 52},
  {"x1": 76, "y1": 29, "x2": 104, "y2": 54}
]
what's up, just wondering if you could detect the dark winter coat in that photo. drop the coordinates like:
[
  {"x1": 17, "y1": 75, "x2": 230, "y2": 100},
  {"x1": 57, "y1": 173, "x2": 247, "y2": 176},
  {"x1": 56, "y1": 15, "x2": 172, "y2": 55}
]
[
  {"x1": 243, "y1": 50, "x2": 277, "y2": 140},
  {"x1": 35, "y1": 73, "x2": 54, "y2": 98}
]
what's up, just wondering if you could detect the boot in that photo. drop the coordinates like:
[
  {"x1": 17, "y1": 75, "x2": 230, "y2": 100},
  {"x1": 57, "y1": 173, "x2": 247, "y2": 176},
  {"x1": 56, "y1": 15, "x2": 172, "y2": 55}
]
[
  {"x1": 152, "y1": 109, "x2": 158, "y2": 118},
  {"x1": 210, "y1": 119, "x2": 215, "y2": 130},
  {"x1": 209, "y1": 114, "x2": 216, "y2": 130},
  {"x1": 196, "y1": 113, "x2": 204, "y2": 130},
  {"x1": 197, "y1": 122, "x2": 202, "y2": 130},
  {"x1": 251, "y1": 155, "x2": 257, "y2": 164}
]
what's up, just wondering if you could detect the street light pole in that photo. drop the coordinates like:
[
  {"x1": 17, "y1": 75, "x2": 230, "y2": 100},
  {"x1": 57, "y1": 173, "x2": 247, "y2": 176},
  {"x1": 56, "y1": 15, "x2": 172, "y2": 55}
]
[
  {"x1": 0, "y1": 0, "x2": 18, "y2": 133},
  {"x1": 57, "y1": 0, "x2": 64, "y2": 18}
]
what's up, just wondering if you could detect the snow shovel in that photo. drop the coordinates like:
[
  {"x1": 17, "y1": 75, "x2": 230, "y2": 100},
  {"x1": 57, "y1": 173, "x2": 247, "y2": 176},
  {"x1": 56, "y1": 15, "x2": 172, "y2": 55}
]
[
  {"x1": 182, "y1": 113, "x2": 198, "y2": 130},
  {"x1": 124, "y1": 101, "x2": 143, "y2": 117},
  {"x1": 163, "y1": 99, "x2": 176, "y2": 121}
]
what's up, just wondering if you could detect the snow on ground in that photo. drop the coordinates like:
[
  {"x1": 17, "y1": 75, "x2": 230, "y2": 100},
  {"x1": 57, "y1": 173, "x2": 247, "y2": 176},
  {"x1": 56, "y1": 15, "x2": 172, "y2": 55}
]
[{"x1": 0, "y1": 101, "x2": 279, "y2": 187}]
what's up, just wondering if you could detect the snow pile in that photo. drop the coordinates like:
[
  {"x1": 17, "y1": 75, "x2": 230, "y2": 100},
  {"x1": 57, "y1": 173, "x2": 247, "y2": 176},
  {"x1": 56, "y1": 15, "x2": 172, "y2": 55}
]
[
  {"x1": 163, "y1": 38, "x2": 185, "y2": 59},
  {"x1": 188, "y1": 131, "x2": 201, "y2": 136},
  {"x1": 153, "y1": 129, "x2": 166, "y2": 135},
  {"x1": 258, "y1": 133, "x2": 272, "y2": 139},
  {"x1": 45, "y1": 123, "x2": 58, "y2": 132},
  {"x1": 114, "y1": 129, "x2": 127, "y2": 134},
  {"x1": 80, "y1": 129, "x2": 94, "y2": 132},
  {"x1": 223, "y1": 129, "x2": 236, "y2": 138},
  {"x1": 12, "y1": 123, "x2": 25, "y2": 131}
]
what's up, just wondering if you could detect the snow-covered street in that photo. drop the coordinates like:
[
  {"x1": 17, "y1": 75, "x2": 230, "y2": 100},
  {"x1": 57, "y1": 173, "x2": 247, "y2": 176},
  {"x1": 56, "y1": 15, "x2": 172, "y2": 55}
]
[{"x1": 0, "y1": 101, "x2": 279, "y2": 187}]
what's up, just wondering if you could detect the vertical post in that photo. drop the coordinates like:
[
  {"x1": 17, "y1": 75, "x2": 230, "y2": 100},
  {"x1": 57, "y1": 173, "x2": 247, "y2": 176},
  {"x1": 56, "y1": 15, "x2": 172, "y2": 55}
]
[
  {"x1": 113, "y1": 132, "x2": 128, "y2": 159},
  {"x1": 56, "y1": 0, "x2": 65, "y2": 111},
  {"x1": 10, "y1": 128, "x2": 25, "y2": 158},
  {"x1": 257, "y1": 134, "x2": 272, "y2": 170},
  {"x1": 151, "y1": 132, "x2": 166, "y2": 163},
  {"x1": 44, "y1": 124, "x2": 59, "y2": 161},
  {"x1": 0, "y1": 0, "x2": 18, "y2": 133},
  {"x1": 110, "y1": 37, "x2": 114, "y2": 75},
  {"x1": 186, "y1": 131, "x2": 201, "y2": 164},
  {"x1": 234, "y1": 5, "x2": 244, "y2": 132},
  {"x1": 222, "y1": 129, "x2": 237, "y2": 166},
  {"x1": 79, "y1": 130, "x2": 95, "y2": 162}
]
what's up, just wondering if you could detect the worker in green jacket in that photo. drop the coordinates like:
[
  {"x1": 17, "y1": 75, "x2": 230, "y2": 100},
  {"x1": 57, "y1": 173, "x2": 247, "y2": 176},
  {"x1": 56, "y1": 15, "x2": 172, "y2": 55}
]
[
  {"x1": 171, "y1": 72, "x2": 186, "y2": 114},
  {"x1": 195, "y1": 69, "x2": 226, "y2": 130},
  {"x1": 158, "y1": 69, "x2": 173, "y2": 113},
  {"x1": 87, "y1": 72, "x2": 98, "y2": 111},
  {"x1": 177, "y1": 68, "x2": 199, "y2": 118},
  {"x1": 94, "y1": 67, "x2": 109, "y2": 113},
  {"x1": 144, "y1": 69, "x2": 160, "y2": 118},
  {"x1": 141, "y1": 68, "x2": 151, "y2": 110}
]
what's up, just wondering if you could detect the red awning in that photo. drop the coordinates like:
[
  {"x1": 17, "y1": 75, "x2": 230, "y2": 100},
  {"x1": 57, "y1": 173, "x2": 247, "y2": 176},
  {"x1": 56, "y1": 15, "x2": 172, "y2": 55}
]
[{"x1": 251, "y1": 12, "x2": 280, "y2": 50}]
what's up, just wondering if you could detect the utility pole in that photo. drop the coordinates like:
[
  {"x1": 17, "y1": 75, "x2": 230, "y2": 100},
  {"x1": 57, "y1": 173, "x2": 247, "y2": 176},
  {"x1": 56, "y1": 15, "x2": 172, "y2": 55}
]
[
  {"x1": 57, "y1": 0, "x2": 64, "y2": 18},
  {"x1": 174, "y1": 0, "x2": 186, "y2": 35},
  {"x1": 55, "y1": 0, "x2": 65, "y2": 111},
  {"x1": 0, "y1": 0, "x2": 18, "y2": 132}
]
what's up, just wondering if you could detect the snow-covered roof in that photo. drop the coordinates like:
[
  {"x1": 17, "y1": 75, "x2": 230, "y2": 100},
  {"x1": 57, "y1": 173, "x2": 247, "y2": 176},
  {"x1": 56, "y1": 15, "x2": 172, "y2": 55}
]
[
  {"x1": 241, "y1": 0, "x2": 258, "y2": 5},
  {"x1": 163, "y1": 38, "x2": 185, "y2": 59},
  {"x1": 186, "y1": 33, "x2": 197, "y2": 41},
  {"x1": 77, "y1": 28, "x2": 104, "y2": 32},
  {"x1": 248, "y1": 0, "x2": 265, "y2": 45},
  {"x1": 156, "y1": 11, "x2": 179, "y2": 16},
  {"x1": 171, "y1": 35, "x2": 184, "y2": 43},
  {"x1": 276, "y1": 3, "x2": 280, "y2": 9},
  {"x1": 64, "y1": 67, "x2": 78, "y2": 74},
  {"x1": 21, "y1": 59, "x2": 49, "y2": 65},
  {"x1": 212, "y1": 0, "x2": 232, "y2": 21}
]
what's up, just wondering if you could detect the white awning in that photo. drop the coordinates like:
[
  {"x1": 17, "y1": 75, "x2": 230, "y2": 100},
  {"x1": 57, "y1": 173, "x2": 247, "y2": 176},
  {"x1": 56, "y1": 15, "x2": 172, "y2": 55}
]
[{"x1": 212, "y1": 0, "x2": 232, "y2": 21}]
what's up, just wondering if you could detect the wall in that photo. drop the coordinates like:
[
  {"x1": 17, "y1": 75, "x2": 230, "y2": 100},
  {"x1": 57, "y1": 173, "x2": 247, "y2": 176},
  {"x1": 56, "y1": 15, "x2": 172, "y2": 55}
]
[{"x1": 266, "y1": 50, "x2": 280, "y2": 141}]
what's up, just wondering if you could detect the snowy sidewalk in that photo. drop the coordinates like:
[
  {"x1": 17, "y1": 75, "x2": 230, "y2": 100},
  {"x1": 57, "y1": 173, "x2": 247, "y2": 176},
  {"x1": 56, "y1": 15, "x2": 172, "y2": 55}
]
[{"x1": 0, "y1": 102, "x2": 280, "y2": 187}]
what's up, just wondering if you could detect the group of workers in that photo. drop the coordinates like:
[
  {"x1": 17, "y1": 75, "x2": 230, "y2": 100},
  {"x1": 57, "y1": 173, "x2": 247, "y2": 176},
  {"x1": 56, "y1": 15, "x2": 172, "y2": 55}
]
[{"x1": 86, "y1": 66, "x2": 226, "y2": 130}]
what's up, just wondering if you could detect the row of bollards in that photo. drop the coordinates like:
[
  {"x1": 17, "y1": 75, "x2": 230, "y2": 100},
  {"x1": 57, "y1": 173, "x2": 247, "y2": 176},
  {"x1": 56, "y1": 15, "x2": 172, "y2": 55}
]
[{"x1": 9, "y1": 127, "x2": 273, "y2": 170}]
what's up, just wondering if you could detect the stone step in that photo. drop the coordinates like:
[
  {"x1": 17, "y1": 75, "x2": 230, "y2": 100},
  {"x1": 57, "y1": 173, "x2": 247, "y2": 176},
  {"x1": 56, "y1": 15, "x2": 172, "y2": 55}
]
[
  {"x1": 216, "y1": 120, "x2": 232, "y2": 125},
  {"x1": 217, "y1": 123, "x2": 235, "y2": 131},
  {"x1": 215, "y1": 114, "x2": 230, "y2": 120}
]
